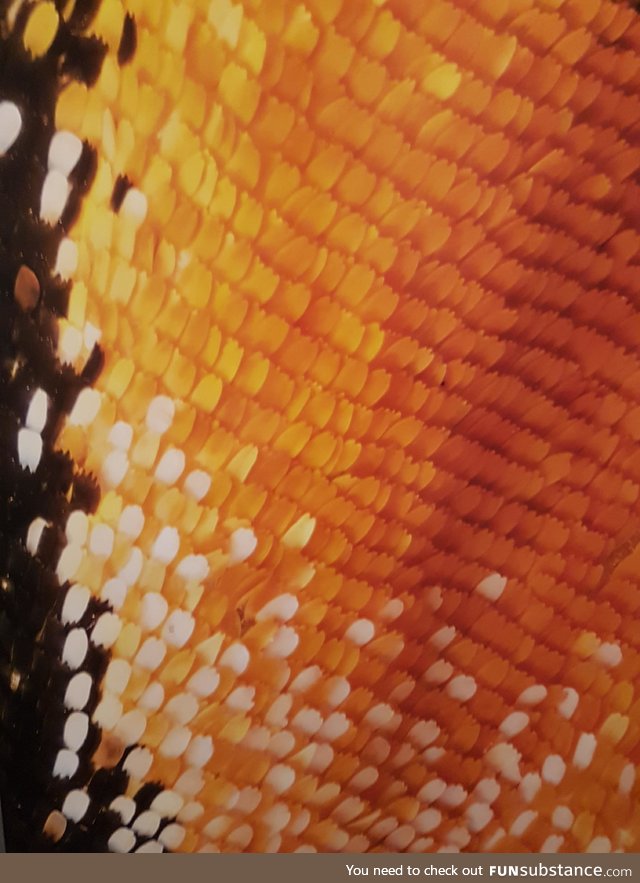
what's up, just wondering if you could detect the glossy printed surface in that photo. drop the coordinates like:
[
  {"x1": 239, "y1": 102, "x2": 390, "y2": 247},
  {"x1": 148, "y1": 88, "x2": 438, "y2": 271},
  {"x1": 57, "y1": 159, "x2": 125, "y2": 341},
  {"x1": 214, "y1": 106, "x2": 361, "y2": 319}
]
[{"x1": 2, "y1": 0, "x2": 640, "y2": 855}]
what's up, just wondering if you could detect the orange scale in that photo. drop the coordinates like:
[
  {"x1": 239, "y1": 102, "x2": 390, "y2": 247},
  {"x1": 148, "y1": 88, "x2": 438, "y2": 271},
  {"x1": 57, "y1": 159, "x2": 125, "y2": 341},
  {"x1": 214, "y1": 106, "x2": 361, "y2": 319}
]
[
  {"x1": 347, "y1": 57, "x2": 388, "y2": 108},
  {"x1": 154, "y1": 647, "x2": 197, "y2": 691},
  {"x1": 357, "y1": 284, "x2": 399, "y2": 327},
  {"x1": 144, "y1": 744, "x2": 182, "y2": 786},
  {"x1": 443, "y1": 220, "x2": 490, "y2": 267},
  {"x1": 525, "y1": 789, "x2": 565, "y2": 831},
  {"x1": 379, "y1": 334, "x2": 420, "y2": 372},
  {"x1": 326, "y1": 753, "x2": 365, "y2": 792},
  {"x1": 274, "y1": 55, "x2": 313, "y2": 108},
  {"x1": 403, "y1": 216, "x2": 451, "y2": 268},
  {"x1": 527, "y1": 631, "x2": 570, "y2": 673},
  {"x1": 359, "y1": 4, "x2": 406, "y2": 57},
  {"x1": 443, "y1": 180, "x2": 484, "y2": 219},
  {"x1": 272, "y1": 234, "x2": 321, "y2": 284},
  {"x1": 567, "y1": 693, "x2": 604, "y2": 737},
  {"x1": 348, "y1": 359, "x2": 386, "y2": 406},
  {"x1": 603, "y1": 144, "x2": 640, "y2": 186},
  {"x1": 520, "y1": 819, "x2": 557, "y2": 854},
  {"x1": 449, "y1": 70, "x2": 493, "y2": 119},
  {"x1": 444, "y1": 639, "x2": 479, "y2": 675},
  {"x1": 547, "y1": 717, "x2": 581, "y2": 761},
  {"x1": 566, "y1": 83, "x2": 605, "y2": 132},
  {"x1": 402, "y1": 382, "x2": 432, "y2": 419},
  {"x1": 605, "y1": 797, "x2": 638, "y2": 849},
  {"x1": 255, "y1": 83, "x2": 304, "y2": 142},
  {"x1": 495, "y1": 218, "x2": 540, "y2": 260},
  {"x1": 317, "y1": 98, "x2": 375, "y2": 155},
  {"x1": 471, "y1": 182, "x2": 507, "y2": 228},
  {"x1": 378, "y1": 73, "x2": 424, "y2": 127},
  {"x1": 316, "y1": 497, "x2": 358, "y2": 536},
  {"x1": 379, "y1": 200, "x2": 424, "y2": 243},
  {"x1": 485, "y1": 88, "x2": 522, "y2": 131},
  {"x1": 300, "y1": 344, "x2": 344, "y2": 388},
  {"x1": 589, "y1": 668, "x2": 616, "y2": 704},
  {"x1": 251, "y1": 674, "x2": 293, "y2": 716},
  {"x1": 549, "y1": 22, "x2": 591, "y2": 64},
  {"x1": 617, "y1": 712, "x2": 640, "y2": 759},
  {"x1": 439, "y1": 327, "x2": 480, "y2": 362},
  {"x1": 309, "y1": 395, "x2": 352, "y2": 440},
  {"x1": 378, "y1": 520, "x2": 412, "y2": 556},
  {"x1": 359, "y1": 228, "x2": 398, "y2": 280},
  {"x1": 140, "y1": 712, "x2": 173, "y2": 751},
  {"x1": 448, "y1": 719, "x2": 481, "y2": 755},
  {"x1": 395, "y1": 767, "x2": 434, "y2": 809},
  {"x1": 252, "y1": 379, "x2": 291, "y2": 423},
  {"x1": 280, "y1": 183, "x2": 324, "y2": 229},
  {"x1": 616, "y1": 50, "x2": 640, "y2": 88},
  {"x1": 226, "y1": 346, "x2": 267, "y2": 393},
  {"x1": 467, "y1": 687, "x2": 508, "y2": 726},
  {"x1": 601, "y1": 756, "x2": 633, "y2": 797},
  {"x1": 341, "y1": 392, "x2": 376, "y2": 439},
  {"x1": 416, "y1": 116, "x2": 460, "y2": 168},
  {"x1": 476, "y1": 654, "x2": 514, "y2": 691},
  {"x1": 149, "y1": 484, "x2": 189, "y2": 526},
  {"x1": 605, "y1": 1, "x2": 640, "y2": 42},
  {"x1": 466, "y1": 130, "x2": 514, "y2": 177},
  {"x1": 287, "y1": 775, "x2": 337, "y2": 810},
  {"x1": 486, "y1": 616, "x2": 532, "y2": 661},
  {"x1": 384, "y1": 795, "x2": 420, "y2": 825},
  {"x1": 369, "y1": 632, "x2": 405, "y2": 665},
  {"x1": 449, "y1": 484, "x2": 485, "y2": 519},
  {"x1": 420, "y1": 158, "x2": 458, "y2": 204},
  {"x1": 331, "y1": 399, "x2": 356, "y2": 437},
  {"x1": 490, "y1": 832, "x2": 534, "y2": 854},
  {"x1": 326, "y1": 436, "x2": 359, "y2": 473},
  {"x1": 346, "y1": 688, "x2": 386, "y2": 727},
  {"x1": 429, "y1": 762, "x2": 475, "y2": 803},
  {"x1": 571, "y1": 811, "x2": 596, "y2": 852},
  {"x1": 503, "y1": 545, "x2": 534, "y2": 580},
  {"x1": 332, "y1": 268, "x2": 378, "y2": 317},
  {"x1": 459, "y1": 755, "x2": 485, "y2": 789},
  {"x1": 523, "y1": 54, "x2": 566, "y2": 106},
  {"x1": 418, "y1": 0, "x2": 463, "y2": 39},
  {"x1": 136, "y1": 561, "x2": 165, "y2": 618},
  {"x1": 574, "y1": 246, "x2": 612, "y2": 286},
  {"x1": 523, "y1": 595, "x2": 566, "y2": 636},
  {"x1": 331, "y1": 354, "x2": 369, "y2": 397},
  {"x1": 579, "y1": 778, "x2": 610, "y2": 818},
  {"x1": 342, "y1": 508, "x2": 376, "y2": 545},
  {"x1": 590, "y1": 501, "x2": 631, "y2": 538},
  {"x1": 456, "y1": 522, "x2": 492, "y2": 560}
]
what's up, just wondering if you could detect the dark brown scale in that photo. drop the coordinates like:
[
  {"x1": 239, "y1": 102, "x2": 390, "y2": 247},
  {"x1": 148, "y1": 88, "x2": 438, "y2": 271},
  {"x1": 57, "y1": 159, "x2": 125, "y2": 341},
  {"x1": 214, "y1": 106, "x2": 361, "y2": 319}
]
[
  {"x1": 110, "y1": 173, "x2": 133, "y2": 212},
  {"x1": 66, "y1": 0, "x2": 103, "y2": 32},
  {"x1": 88, "y1": 768, "x2": 129, "y2": 806},
  {"x1": 60, "y1": 34, "x2": 108, "y2": 87},
  {"x1": 35, "y1": 525, "x2": 65, "y2": 566},
  {"x1": 40, "y1": 278, "x2": 70, "y2": 318},
  {"x1": 67, "y1": 471, "x2": 101, "y2": 513},
  {"x1": 117, "y1": 13, "x2": 137, "y2": 65},
  {"x1": 133, "y1": 782, "x2": 165, "y2": 813},
  {"x1": 80, "y1": 344, "x2": 105, "y2": 385},
  {"x1": 0, "y1": 1, "x2": 154, "y2": 852},
  {"x1": 59, "y1": 186, "x2": 84, "y2": 232},
  {"x1": 69, "y1": 142, "x2": 97, "y2": 194}
]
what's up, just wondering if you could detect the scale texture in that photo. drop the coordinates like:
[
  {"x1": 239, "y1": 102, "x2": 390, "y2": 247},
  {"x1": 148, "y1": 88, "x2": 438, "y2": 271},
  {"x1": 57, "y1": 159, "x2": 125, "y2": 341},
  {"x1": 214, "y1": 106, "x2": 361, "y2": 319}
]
[{"x1": 2, "y1": 0, "x2": 640, "y2": 855}]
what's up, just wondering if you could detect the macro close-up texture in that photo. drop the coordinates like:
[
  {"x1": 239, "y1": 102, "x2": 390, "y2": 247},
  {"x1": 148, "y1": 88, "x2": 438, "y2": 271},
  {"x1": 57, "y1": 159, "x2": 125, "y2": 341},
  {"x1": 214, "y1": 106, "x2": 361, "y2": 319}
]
[{"x1": 2, "y1": 0, "x2": 640, "y2": 855}]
